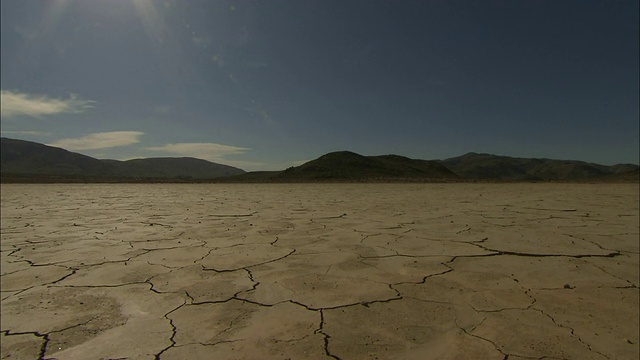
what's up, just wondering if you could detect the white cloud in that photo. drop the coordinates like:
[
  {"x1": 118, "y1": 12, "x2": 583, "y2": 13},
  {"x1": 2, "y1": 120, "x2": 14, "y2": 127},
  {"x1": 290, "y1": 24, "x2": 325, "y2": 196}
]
[
  {"x1": 1, "y1": 90, "x2": 95, "y2": 118},
  {"x1": 147, "y1": 142, "x2": 250, "y2": 162},
  {"x1": 49, "y1": 131, "x2": 144, "y2": 150}
]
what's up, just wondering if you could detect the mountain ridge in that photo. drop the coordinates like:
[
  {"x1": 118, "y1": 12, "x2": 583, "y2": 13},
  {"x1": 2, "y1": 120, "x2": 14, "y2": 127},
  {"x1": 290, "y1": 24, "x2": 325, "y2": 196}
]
[
  {"x1": 440, "y1": 152, "x2": 638, "y2": 181},
  {"x1": 1, "y1": 137, "x2": 637, "y2": 182},
  {"x1": 1, "y1": 137, "x2": 245, "y2": 180}
]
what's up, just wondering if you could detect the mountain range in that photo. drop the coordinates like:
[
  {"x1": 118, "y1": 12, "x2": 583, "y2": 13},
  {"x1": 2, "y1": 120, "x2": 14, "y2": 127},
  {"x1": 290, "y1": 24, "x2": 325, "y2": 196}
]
[
  {"x1": 1, "y1": 137, "x2": 637, "y2": 182},
  {"x1": 1, "y1": 138, "x2": 245, "y2": 181}
]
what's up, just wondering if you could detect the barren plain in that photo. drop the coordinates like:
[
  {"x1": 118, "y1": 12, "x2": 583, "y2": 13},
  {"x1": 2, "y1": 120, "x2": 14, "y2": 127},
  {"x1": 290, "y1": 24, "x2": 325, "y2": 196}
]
[{"x1": 1, "y1": 183, "x2": 638, "y2": 360}]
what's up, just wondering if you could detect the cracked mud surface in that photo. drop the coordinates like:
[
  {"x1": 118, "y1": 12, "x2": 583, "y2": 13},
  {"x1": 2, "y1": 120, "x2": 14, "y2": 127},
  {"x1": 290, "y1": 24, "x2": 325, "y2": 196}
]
[{"x1": 1, "y1": 183, "x2": 638, "y2": 359}]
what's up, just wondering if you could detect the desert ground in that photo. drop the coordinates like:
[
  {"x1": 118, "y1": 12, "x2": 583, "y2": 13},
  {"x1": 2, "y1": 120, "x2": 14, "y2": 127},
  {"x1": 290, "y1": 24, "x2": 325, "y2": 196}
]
[{"x1": 1, "y1": 183, "x2": 638, "y2": 360}]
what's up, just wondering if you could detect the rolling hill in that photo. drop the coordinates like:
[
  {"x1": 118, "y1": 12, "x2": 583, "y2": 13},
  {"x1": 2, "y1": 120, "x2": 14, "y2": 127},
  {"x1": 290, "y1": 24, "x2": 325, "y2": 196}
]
[
  {"x1": 1, "y1": 137, "x2": 245, "y2": 180},
  {"x1": 2, "y1": 138, "x2": 637, "y2": 182},
  {"x1": 440, "y1": 152, "x2": 639, "y2": 181},
  {"x1": 221, "y1": 151, "x2": 460, "y2": 182},
  {"x1": 278, "y1": 151, "x2": 459, "y2": 181},
  {"x1": 1, "y1": 137, "x2": 114, "y2": 176},
  {"x1": 104, "y1": 157, "x2": 245, "y2": 179}
]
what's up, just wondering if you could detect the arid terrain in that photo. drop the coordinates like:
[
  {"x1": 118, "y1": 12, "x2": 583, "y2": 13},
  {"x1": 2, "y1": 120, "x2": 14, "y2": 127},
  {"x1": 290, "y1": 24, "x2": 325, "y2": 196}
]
[{"x1": 1, "y1": 184, "x2": 638, "y2": 359}]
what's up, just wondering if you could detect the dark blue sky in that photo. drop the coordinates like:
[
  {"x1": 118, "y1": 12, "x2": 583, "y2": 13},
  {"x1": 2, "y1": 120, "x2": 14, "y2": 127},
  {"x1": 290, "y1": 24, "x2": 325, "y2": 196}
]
[{"x1": 1, "y1": 0, "x2": 638, "y2": 169}]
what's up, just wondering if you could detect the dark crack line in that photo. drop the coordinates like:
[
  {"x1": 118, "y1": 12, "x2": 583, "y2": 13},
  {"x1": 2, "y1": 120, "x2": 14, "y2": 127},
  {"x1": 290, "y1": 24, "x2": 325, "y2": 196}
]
[
  {"x1": 13, "y1": 258, "x2": 71, "y2": 267},
  {"x1": 203, "y1": 248, "x2": 296, "y2": 273},
  {"x1": 289, "y1": 294, "x2": 404, "y2": 312},
  {"x1": 405, "y1": 296, "x2": 466, "y2": 308},
  {"x1": 154, "y1": 302, "x2": 186, "y2": 360},
  {"x1": 1, "y1": 330, "x2": 50, "y2": 360},
  {"x1": 584, "y1": 261, "x2": 638, "y2": 288},
  {"x1": 232, "y1": 268, "x2": 261, "y2": 299},
  {"x1": 38, "y1": 333, "x2": 50, "y2": 360},
  {"x1": 189, "y1": 295, "x2": 273, "y2": 308},
  {"x1": 467, "y1": 287, "x2": 537, "y2": 314},
  {"x1": 529, "y1": 307, "x2": 609, "y2": 359},
  {"x1": 145, "y1": 280, "x2": 166, "y2": 294},
  {"x1": 392, "y1": 268, "x2": 454, "y2": 286},
  {"x1": 522, "y1": 207, "x2": 577, "y2": 212},
  {"x1": 0, "y1": 262, "x2": 37, "y2": 276},
  {"x1": 455, "y1": 227, "x2": 471, "y2": 234},
  {"x1": 56, "y1": 281, "x2": 153, "y2": 291},
  {"x1": 470, "y1": 242, "x2": 620, "y2": 259},
  {"x1": 318, "y1": 309, "x2": 341, "y2": 360},
  {"x1": 454, "y1": 317, "x2": 510, "y2": 359},
  {"x1": 176, "y1": 339, "x2": 244, "y2": 348},
  {"x1": 48, "y1": 269, "x2": 77, "y2": 285},
  {"x1": 17, "y1": 250, "x2": 152, "y2": 269},
  {"x1": 313, "y1": 213, "x2": 348, "y2": 221},
  {"x1": 139, "y1": 244, "x2": 203, "y2": 252},
  {"x1": 359, "y1": 253, "x2": 448, "y2": 260},
  {"x1": 1, "y1": 288, "x2": 29, "y2": 301},
  {"x1": 208, "y1": 212, "x2": 257, "y2": 218},
  {"x1": 446, "y1": 253, "x2": 501, "y2": 264},
  {"x1": 562, "y1": 233, "x2": 618, "y2": 253},
  {"x1": 271, "y1": 333, "x2": 316, "y2": 344}
]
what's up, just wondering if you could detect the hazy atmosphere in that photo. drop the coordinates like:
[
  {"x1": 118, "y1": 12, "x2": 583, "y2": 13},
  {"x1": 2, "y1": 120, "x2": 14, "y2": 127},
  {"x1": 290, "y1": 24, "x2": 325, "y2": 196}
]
[{"x1": 1, "y1": 0, "x2": 638, "y2": 170}]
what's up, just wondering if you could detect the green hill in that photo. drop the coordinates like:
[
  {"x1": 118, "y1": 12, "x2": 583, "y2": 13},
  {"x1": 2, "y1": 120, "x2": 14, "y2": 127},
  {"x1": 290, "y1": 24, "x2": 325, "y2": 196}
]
[
  {"x1": 224, "y1": 151, "x2": 460, "y2": 182},
  {"x1": 440, "y1": 152, "x2": 638, "y2": 181}
]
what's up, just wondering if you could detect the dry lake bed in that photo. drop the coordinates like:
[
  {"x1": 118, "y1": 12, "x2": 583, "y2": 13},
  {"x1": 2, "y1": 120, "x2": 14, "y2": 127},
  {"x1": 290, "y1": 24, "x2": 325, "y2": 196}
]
[{"x1": 1, "y1": 183, "x2": 638, "y2": 360}]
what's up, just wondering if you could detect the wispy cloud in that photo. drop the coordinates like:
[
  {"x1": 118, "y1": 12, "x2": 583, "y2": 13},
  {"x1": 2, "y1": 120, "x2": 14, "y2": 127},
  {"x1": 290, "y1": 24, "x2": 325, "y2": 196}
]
[
  {"x1": 147, "y1": 142, "x2": 250, "y2": 162},
  {"x1": 1, "y1": 90, "x2": 95, "y2": 118},
  {"x1": 132, "y1": 0, "x2": 172, "y2": 45},
  {"x1": 49, "y1": 131, "x2": 144, "y2": 150}
]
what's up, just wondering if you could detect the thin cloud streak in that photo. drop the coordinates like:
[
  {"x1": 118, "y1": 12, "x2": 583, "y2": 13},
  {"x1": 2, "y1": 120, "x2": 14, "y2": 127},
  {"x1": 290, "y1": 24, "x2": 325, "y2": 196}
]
[
  {"x1": 147, "y1": 142, "x2": 250, "y2": 163},
  {"x1": 1, "y1": 90, "x2": 94, "y2": 118},
  {"x1": 49, "y1": 131, "x2": 144, "y2": 150},
  {"x1": 132, "y1": 0, "x2": 170, "y2": 44}
]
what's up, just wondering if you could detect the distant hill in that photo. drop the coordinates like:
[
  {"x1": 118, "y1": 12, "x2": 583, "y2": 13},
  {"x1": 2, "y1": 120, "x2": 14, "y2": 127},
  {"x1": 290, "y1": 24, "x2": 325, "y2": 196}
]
[
  {"x1": 594, "y1": 169, "x2": 640, "y2": 183},
  {"x1": 223, "y1": 151, "x2": 460, "y2": 182},
  {"x1": 440, "y1": 152, "x2": 639, "y2": 181},
  {"x1": 104, "y1": 157, "x2": 245, "y2": 179},
  {"x1": 1, "y1": 137, "x2": 245, "y2": 180},
  {"x1": 2, "y1": 138, "x2": 637, "y2": 183},
  {"x1": 1, "y1": 137, "x2": 114, "y2": 176}
]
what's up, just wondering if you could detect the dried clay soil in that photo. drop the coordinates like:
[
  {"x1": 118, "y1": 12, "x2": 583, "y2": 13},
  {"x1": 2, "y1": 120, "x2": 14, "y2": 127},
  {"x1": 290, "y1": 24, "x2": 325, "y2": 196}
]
[{"x1": 1, "y1": 183, "x2": 638, "y2": 359}]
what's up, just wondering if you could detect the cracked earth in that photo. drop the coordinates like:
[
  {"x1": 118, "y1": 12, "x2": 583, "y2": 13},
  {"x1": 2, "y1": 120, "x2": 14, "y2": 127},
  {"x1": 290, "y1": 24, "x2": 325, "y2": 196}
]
[{"x1": 1, "y1": 183, "x2": 638, "y2": 359}]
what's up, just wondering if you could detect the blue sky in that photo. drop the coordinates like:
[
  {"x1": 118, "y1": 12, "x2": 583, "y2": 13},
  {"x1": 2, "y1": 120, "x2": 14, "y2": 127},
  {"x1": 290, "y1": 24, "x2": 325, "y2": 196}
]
[{"x1": 1, "y1": 0, "x2": 638, "y2": 170}]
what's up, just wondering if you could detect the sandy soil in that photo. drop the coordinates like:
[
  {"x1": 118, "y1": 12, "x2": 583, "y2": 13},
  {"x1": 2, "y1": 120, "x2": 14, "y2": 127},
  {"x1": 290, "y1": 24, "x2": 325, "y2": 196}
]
[{"x1": 1, "y1": 183, "x2": 638, "y2": 359}]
